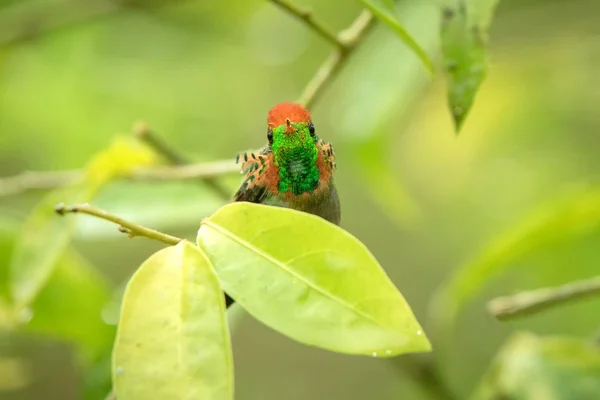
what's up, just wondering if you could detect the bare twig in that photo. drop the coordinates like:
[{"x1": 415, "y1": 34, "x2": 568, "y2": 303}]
[
  {"x1": 132, "y1": 160, "x2": 239, "y2": 181},
  {"x1": 0, "y1": 169, "x2": 81, "y2": 197},
  {"x1": 133, "y1": 122, "x2": 232, "y2": 200},
  {"x1": 0, "y1": 160, "x2": 239, "y2": 197},
  {"x1": 270, "y1": 0, "x2": 340, "y2": 48},
  {"x1": 55, "y1": 203, "x2": 182, "y2": 245},
  {"x1": 298, "y1": 10, "x2": 375, "y2": 109},
  {"x1": 488, "y1": 275, "x2": 600, "y2": 320}
]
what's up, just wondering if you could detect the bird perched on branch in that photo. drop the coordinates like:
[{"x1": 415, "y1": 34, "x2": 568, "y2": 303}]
[
  {"x1": 224, "y1": 102, "x2": 341, "y2": 307},
  {"x1": 234, "y1": 102, "x2": 340, "y2": 225}
]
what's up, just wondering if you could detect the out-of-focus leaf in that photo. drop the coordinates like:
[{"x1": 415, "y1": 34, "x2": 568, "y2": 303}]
[
  {"x1": 440, "y1": 0, "x2": 499, "y2": 131},
  {"x1": 9, "y1": 136, "x2": 159, "y2": 308},
  {"x1": 472, "y1": 332, "x2": 600, "y2": 400},
  {"x1": 359, "y1": 0, "x2": 434, "y2": 75},
  {"x1": 0, "y1": 357, "x2": 29, "y2": 392},
  {"x1": 9, "y1": 185, "x2": 87, "y2": 308},
  {"x1": 328, "y1": 1, "x2": 438, "y2": 142},
  {"x1": 433, "y1": 187, "x2": 600, "y2": 327},
  {"x1": 24, "y1": 249, "x2": 114, "y2": 362},
  {"x1": 0, "y1": 299, "x2": 13, "y2": 329},
  {"x1": 197, "y1": 202, "x2": 430, "y2": 357},
  {"x1": 84, "y1": 136, "x2": 157, "y2": 188},
  {"x1": 350, "y1": 137, "x2": 421, "y2": 226},
  {"x1": 113, "y1": 241, "x2": 233, "y2": 400},
  {"x1": 0, "y1": 216, "x2": 18, "y2": 299},
  {"x1": 83, "y1": 351, "x2": 113, "y2": 400}
]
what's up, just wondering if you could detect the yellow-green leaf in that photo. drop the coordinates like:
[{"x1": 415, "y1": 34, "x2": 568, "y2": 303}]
[
  {"x1": 472, "y1": 332, "x2": 600, "y2": 400},
  {"x1": 197, "y1": 202, "x2": 430, "y2": 357},
  {"x1": 441, "y1": 0, "x2": 500, "y2": 131},
  {"x1": 84, "y1": 136, "x2": 157, "y2": 189},
  {"x1": 113, "y1": 241, "x2": 233, "y2": 400},
  {"x1": 9, "y1": 136, "x2": 158, "y2": 309},
  {"x1": 360, "y1": 0, "x2": 434, "y2": 75},
  {"x1": 433, "y1": 187, "x2": 600, "y2": 327},
  {"x1": 9, "y1": 185, "x2": 86, "y2": 308}
]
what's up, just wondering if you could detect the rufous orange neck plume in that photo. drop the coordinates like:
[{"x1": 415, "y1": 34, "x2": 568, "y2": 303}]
[{"x1": 267, "y1": 102, "x2": 311, "y2": 129}]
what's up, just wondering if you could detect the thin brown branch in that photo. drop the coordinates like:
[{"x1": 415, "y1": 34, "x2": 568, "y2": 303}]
[
  {"x1": 0, "y1": 169, "x2": 81, "y2": 197},
  {"x1": 133, "y1": 122, "x2": 232, "y2": 200},
  {"x1": 132, "y1": 159, "x2": 239, "y2": 181},
  {"x1": 488, "y1": 275, "x2": 600, "y2": 320},
  {"x1": 270, "y1": 0, "x2": 341, "y2": 48},
  {"x1": 55, "y1": 203, "x2": 182, "y2": 245},
  {"x1": 298, "y1": 10, "x2": 375, "y2": 109},
  {"x1": 0, "y1": 160, "x2": 239, "y2": 197}
]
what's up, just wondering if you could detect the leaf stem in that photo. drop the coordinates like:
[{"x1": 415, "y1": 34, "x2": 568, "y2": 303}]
[
  {"x1": 54, "y1": 203, "x2": 182, "y2": 246},
  {"x1": 488, "y1": 275, "x2": 600, "y2": 320}
]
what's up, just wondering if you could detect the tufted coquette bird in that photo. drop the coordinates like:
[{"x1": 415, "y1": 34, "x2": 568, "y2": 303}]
[{"x1": 224, "y1": 102, "x2": 341, "y2": 307}]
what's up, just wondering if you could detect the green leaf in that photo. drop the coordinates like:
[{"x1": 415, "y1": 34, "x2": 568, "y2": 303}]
[
  {"x1": 24, "y1": 249, "x2": 114, "y2": 362},
  {"x1": 84, "y1": 136, "x2": 157, "y2": 188},
  {"x1": 350, "y1": 137, "x2": 421, "y2": 226},
  {"x1": 0, "y1": 215, "x2": 19, "y2": 299},
  {"x1": 9, "y1": 185, "x2": 87, "y2": 308},
  {"x1": 472, "y1": 332, "x2": 600, "y2": 400},
  {"x1": 433, "y1": 187, "x2": 600, "y2": 327},
  {"x1": 440, "y1": 0, "x2": 500, "y2": 131},
  {"x1": 360, "y1": 0, "x2": 434, "y2": 75},
  {"x1": 9, "y1": 136, "x2": 158, "y2": 308},
  {"x1": 197, "y1": 202, "x2": 430, "y2": 357},
  {"x1": 113, "y1": 241, "x2": 233, "y2": 400}
]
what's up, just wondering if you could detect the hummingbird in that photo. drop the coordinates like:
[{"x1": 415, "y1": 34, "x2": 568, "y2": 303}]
[
  {"x1": 224, "y1": 102, "x2": 341, "y2": 308},
  {"x1": 233, "y1": 102, "x2": 341, "y2": 225}
]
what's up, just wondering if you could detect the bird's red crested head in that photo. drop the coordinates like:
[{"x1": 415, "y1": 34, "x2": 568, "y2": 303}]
[{"x1": 267, "y1": 102, "x2": 311, "y2": 131}]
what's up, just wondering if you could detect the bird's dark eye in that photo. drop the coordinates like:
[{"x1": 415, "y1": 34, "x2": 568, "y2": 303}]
[
  {"x1": 308, "y1": 122, "x2": 315, "y2": 136},
  {"x1": 267, "y1": 129, "x2": 273, "y2": 144}
]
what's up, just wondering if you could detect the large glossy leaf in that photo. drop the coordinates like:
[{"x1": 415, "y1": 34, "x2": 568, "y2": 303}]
[
  {"x1": 440, "y1": 0, "x2": 500, "y2": 131},
  {"x1": 197, "y1": 202, "x2": 430, "y2": 357},
  {"x1": 113, "y1": 241, "x2": 233, "y2": 400},
  {"x1": 360, "y1": 0, "x2": 434, "y2": 74},
  {"x1": 433, "y1": 187, "x2": 600, "y2": 326},
  {"x1": 472, "y1": 332, "x2": 600, "y2": 400},
  {"x1": 9, "y1": 136, "x2": 158, "y2": 308}
]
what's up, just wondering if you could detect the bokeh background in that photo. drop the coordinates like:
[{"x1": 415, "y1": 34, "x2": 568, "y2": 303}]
[{"x1": 1, "y1": 0, "x2": 600, "y2": 399}]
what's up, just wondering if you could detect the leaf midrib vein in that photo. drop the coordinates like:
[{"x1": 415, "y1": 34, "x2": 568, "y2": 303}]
[{"x1": 202, "y1": 220, "x2": 395, "y2": 333}]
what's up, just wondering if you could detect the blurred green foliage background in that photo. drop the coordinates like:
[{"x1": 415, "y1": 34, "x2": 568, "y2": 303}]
[{"x1": 1, "y1": 0, "x2": 600, "y2": 399}]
